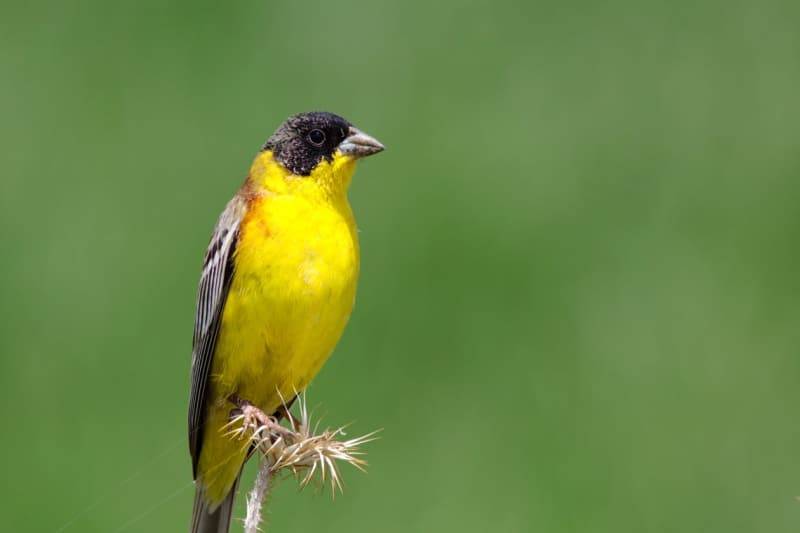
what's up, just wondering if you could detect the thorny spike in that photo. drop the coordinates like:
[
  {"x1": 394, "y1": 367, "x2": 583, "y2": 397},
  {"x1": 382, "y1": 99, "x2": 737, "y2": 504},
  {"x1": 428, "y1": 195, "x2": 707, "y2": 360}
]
[{"x1": 228, "y1": 392, "x2": 378, "y2": 499}]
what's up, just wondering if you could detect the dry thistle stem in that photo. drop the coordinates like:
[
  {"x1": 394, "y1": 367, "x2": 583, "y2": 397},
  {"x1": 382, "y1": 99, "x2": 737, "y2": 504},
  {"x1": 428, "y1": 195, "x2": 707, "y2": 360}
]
[{"x1": 223, "y1": 393, "x2": 378, "y2": 533}]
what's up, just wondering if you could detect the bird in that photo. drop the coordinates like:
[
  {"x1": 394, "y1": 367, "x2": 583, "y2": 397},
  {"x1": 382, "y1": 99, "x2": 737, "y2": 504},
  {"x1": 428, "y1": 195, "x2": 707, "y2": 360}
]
[{"x1": 188, "y1": 111, "x2": 384, "y2": 533}]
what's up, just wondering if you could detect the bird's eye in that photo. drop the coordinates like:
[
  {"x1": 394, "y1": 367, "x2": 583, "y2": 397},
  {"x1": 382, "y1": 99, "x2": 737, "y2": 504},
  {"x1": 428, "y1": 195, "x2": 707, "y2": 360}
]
[{"x1": 308, "y1": 129, "x2": 326, "y2": 146}]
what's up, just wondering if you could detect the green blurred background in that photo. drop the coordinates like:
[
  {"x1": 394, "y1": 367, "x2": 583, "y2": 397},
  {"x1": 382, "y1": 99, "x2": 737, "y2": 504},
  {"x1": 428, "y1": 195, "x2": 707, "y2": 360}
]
[{"x1": 2, "y1": 0, "x2": 800, "y2": 531}]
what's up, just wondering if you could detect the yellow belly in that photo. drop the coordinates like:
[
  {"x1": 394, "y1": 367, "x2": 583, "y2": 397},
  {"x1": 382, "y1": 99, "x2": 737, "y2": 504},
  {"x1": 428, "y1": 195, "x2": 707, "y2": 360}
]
[{"x1": 197, "y1": 191, "x2": 359, "y2": 504}]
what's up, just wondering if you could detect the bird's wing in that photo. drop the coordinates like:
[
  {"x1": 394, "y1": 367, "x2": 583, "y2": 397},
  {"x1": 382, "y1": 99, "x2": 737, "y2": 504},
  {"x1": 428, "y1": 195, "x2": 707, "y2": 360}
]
[{"x1": 188, "y1": 194, "x2": 247, "y2": 477}]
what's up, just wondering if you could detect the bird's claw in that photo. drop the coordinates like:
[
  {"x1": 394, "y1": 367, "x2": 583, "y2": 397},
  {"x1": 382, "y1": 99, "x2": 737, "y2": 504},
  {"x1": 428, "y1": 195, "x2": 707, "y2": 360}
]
[{"x1": 226, "y1": 395, "x2": 289, "y2": 442}]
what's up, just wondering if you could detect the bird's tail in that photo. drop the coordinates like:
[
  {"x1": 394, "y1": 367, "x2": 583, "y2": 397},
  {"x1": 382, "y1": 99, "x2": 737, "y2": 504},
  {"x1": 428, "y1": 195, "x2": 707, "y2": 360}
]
[{"x1": 190, "y1": 475, "x2": 240, "y2": 533}]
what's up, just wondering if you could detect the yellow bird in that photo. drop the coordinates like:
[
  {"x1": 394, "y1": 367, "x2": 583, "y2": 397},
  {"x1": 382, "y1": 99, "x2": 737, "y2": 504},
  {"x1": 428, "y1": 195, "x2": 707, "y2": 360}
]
[{"x1": 188, "y1": 112, "x2": 384, "y2": 533}]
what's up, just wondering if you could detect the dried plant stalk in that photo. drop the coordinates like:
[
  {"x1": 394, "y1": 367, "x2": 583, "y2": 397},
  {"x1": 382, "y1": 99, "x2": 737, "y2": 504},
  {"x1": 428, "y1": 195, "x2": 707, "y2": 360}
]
[{"x1": 223, "y1": 393, "x2": 378, "y2": 532}]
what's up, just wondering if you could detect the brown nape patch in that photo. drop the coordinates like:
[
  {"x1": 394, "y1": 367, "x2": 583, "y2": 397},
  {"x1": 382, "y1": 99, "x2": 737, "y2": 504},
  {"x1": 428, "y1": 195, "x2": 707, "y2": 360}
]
[
  {"x1": 238, "y1": 194, "x2": 269, "y2": 239},
  {"x1": 238, "y1": 173, "x2": 260, "y2": 200}
]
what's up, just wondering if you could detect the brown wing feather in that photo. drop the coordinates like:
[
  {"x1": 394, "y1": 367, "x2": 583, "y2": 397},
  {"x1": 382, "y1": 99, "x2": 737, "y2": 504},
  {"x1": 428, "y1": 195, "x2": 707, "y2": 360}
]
[{"x1": 188, "y1": 195, "x2": 247, "y2": 477}]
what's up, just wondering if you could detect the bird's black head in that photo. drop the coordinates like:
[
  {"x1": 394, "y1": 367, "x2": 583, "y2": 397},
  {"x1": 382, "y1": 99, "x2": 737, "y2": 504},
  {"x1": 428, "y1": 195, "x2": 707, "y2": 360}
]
[
  {"x1": 262, "y1": 111, "x2": 384, "y2": 176},
  {"x1": 263, "y1": 112, "x2": 350, "y2": 176}
]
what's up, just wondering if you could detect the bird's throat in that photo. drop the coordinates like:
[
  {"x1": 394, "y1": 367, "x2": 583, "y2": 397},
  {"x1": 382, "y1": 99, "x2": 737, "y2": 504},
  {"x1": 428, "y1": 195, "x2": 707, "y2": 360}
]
[{"x1": 247, "y1": 151, "x2": 356, "y2": 203}]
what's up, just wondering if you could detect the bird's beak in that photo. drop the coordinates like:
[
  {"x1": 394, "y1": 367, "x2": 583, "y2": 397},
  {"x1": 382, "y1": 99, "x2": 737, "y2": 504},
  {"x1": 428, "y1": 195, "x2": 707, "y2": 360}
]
[{"x1": 338, "y1": 126, "x2": 385, "y2": 158}]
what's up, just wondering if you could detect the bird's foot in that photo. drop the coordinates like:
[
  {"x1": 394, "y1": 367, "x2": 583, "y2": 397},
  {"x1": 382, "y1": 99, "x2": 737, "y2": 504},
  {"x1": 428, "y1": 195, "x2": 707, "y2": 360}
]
[
  {"x1": 240, "y1": 404, "x2": 274, "y2": 433},
  {"x1": 226, "y1": 395, "x2": 287, "y2": 442}
]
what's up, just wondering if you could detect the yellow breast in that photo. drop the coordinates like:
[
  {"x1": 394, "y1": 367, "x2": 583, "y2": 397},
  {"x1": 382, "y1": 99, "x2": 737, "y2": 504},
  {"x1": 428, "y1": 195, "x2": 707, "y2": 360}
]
[
  {"x1": 197, "y1": 151, "x2": 361, "y2": 503},
  {"x1": 211, "y1": 152, "x2": 360, "y2": 415}
]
